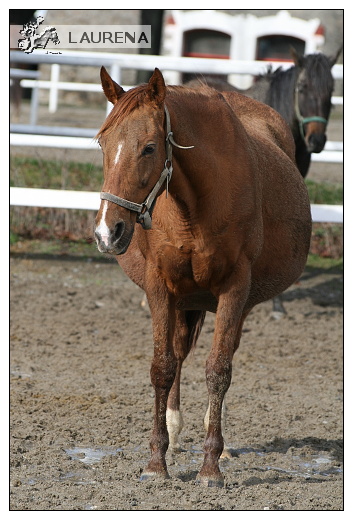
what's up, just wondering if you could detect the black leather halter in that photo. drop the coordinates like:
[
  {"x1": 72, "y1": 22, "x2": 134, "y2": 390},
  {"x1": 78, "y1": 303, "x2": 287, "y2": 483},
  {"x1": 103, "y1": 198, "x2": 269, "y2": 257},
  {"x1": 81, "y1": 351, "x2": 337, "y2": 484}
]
[
  {"x1": 294, "y1": 85, "x2": 327, "y2": 141},
  {"x1": 100, "y1": 105, "x2": 193, "y2": 230}
]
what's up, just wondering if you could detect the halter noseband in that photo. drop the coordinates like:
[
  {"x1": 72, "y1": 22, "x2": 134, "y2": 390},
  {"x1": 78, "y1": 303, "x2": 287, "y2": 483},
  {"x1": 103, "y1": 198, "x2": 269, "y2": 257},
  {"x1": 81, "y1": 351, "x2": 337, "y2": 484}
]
[
  {"x1": 294, "y1": 85, "x2": 327, "y2": 141},
  {"x1": 100, "y1": 105, "x2": 194, "y2": 230}
]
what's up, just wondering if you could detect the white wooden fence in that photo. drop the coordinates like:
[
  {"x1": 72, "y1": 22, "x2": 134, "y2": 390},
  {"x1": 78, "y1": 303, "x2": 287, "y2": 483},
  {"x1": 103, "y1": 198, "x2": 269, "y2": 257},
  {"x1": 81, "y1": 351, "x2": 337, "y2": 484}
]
[
  {"x1": 10, "y1": 50, "x2": 343, "y2": 223},
  {"x1": 9, "y1": 187, "x2": 343, "y2": 224}
]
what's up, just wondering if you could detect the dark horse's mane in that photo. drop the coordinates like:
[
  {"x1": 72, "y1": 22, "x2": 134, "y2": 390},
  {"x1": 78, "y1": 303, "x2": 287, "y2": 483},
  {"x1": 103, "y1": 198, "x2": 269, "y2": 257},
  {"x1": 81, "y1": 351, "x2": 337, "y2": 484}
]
[
  {"x1": 261, "y1": 66, "x2": 297, "y2": 122},
  {"x1": 262, "y1": 53, "x2": 334, "y2": 122}
]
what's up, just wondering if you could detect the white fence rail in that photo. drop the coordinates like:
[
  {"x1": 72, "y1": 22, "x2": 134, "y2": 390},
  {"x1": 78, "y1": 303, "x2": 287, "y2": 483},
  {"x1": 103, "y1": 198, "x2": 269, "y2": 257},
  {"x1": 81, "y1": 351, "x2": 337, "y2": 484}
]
[
  {"x1": 10, "y1": 49, "x2": 343, "y2": 77},
  {"x1": 10, "y1": 132, "x2": 343, "y2": 164},
  {"x1": 10, "y1": 49, "x2": 343, "y2": 116},
  {"x1": 10, "y1": 187, "x2": 343, "y2": 224}
]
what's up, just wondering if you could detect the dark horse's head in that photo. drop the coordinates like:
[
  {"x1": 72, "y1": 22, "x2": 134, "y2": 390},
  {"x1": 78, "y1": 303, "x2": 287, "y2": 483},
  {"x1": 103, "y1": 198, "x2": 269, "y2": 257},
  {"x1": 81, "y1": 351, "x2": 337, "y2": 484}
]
[{"x1": 291, "y1": 48, "x2": 341, "y2": 153}]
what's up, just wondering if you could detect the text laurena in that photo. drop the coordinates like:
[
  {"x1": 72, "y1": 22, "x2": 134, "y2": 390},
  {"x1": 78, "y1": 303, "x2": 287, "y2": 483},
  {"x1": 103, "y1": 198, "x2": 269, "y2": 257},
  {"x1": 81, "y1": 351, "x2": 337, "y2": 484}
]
[{"x1": 68, "y1": 31, "x2": 149, "y2": 44}]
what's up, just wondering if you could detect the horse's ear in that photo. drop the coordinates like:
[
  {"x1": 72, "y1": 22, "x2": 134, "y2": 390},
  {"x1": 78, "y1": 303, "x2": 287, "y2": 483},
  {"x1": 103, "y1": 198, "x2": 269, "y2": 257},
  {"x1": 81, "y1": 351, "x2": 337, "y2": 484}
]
[
  {"x1": 290, "y1": 47, "x2": 304, "y2": 68},
  {"x1": 100, "y1": 66, "x2": 125, "y2": 105},
  {"x1": 329, "y1": 45, "x2": 342, "y2": 68},
  {"x1": 146, "y1": 68, "x2": 166, "y2": 107}
]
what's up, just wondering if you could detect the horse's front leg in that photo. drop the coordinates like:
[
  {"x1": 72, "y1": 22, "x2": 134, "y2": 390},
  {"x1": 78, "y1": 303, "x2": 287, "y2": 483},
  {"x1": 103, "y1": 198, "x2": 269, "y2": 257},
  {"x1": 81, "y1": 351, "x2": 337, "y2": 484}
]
[
  {"x1": 197, "y1": 268, "x2": 250, "y2": 487},
  {"x1": 140, "y1": 272, "x2": 177, "y2": 481}
]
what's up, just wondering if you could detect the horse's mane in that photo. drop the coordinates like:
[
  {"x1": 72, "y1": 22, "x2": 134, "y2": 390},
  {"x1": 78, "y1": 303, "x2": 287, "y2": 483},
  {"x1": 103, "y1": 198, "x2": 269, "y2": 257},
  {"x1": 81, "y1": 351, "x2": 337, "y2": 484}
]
[
  {"x1": 300, "y1": 53, "x2": 334, "y2": 94},
  {"x1": 262, "y1": 66, "x2": 297, "y2": 121},
  {"x1": 96, "y1": 83, "x2": 214, "y2": 139}
]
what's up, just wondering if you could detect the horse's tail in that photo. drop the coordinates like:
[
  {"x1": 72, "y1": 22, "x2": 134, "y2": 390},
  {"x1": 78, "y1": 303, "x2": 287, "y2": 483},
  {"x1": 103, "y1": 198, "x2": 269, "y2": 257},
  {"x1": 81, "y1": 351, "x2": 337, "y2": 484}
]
[{"x1": 186, "y1": 310, "x2": 206, "y2": 352}]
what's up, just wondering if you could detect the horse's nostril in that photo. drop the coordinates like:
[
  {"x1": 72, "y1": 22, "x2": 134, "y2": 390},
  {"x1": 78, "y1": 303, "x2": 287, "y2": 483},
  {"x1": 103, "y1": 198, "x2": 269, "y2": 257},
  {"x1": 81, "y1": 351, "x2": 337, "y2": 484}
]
[
  {"x1": 113, "y1": 221, "x2": 125, "y2": 243},
  {"x1": 308, "y1": 133, "x2": 326, "y2": 153}
]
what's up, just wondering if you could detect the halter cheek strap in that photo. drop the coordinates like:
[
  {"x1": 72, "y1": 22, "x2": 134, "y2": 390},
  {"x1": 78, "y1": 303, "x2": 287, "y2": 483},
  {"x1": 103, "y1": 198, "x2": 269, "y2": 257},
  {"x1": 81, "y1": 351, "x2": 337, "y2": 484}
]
[
  {"x1": 100, "y1": 105, "x2": 194, "y2": 230},
  {"x1": 294, "y1": 86, "x2": 327, "y2": 141}
]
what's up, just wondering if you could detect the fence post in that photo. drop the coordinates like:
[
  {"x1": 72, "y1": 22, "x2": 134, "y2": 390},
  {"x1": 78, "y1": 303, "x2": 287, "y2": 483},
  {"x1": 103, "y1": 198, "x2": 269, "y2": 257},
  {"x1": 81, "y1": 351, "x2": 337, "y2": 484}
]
[
  {"x1": 49, "y1": 64, "x2": 60, "y2": 113},
  {"x1": 29, "y1": 80, "x2": 39, "y2": 125}
]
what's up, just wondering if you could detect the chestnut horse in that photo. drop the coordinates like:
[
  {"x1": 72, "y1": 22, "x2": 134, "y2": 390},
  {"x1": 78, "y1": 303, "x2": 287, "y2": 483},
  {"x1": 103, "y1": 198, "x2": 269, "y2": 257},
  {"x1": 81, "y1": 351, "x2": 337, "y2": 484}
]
[{"x1": 94, "y1": 67, "x2": 312, "y2": 487}]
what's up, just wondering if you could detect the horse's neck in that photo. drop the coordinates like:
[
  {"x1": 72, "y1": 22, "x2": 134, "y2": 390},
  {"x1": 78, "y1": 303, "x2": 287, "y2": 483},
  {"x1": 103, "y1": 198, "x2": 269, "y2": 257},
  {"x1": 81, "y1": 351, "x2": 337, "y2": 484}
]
[
  {"x1": 164, "y1": 92, "x2": 245, "y2": 227},
  {"x1": 266, "y1": 67, "x2": 298, "y2": 125},
  {"x1": 239, "y1": 78, "x2": 271, "y2": 103}
]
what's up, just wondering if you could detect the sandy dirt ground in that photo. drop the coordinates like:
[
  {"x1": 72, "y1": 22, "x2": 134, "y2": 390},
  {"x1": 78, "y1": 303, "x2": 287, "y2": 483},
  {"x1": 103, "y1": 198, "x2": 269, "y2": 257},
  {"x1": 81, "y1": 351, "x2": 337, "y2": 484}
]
[{"x1": 10, "y1": 252, "x2": 343, "y2": 511}]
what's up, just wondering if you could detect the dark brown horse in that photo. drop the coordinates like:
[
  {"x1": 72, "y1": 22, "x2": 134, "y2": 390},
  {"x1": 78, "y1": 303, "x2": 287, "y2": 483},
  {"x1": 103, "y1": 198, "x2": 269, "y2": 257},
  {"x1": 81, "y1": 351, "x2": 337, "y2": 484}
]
[
  {"x1": 187, "y1": 49, "x2": 341, "y2": 178},
  {"x1": 94, "y1": 67, "x2": 312, "y2": 487}
]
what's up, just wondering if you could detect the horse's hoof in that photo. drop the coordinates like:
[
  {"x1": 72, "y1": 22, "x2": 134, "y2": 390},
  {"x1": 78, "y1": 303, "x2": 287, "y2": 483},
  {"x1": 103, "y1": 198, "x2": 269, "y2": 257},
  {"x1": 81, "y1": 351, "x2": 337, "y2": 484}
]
[
  {"x1": 169, "y1": 445, "x2": 187, "y2": 454},
  {"x1": 195, "y1": 473, "x2": 224, "y2": 488},
  {"x1": 270, "y1": 311, "x2": 285, "y2": 320},
  {"x1": 140, "y1": 470, "x2": 170, "y2": 482},
  {"x1": 220, "y1": 447, "x2": 235, "y2": 459}
]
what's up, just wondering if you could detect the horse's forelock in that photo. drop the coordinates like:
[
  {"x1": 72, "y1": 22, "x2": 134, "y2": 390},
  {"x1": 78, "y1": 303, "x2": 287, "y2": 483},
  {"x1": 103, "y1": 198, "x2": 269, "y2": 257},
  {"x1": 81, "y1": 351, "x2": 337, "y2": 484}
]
[
  {"x1": 96, "y1": 84, "x2": 151, "y2": 138},
  {"x1": 302, "y1": 54, "x2": 334, "y2": 94}
]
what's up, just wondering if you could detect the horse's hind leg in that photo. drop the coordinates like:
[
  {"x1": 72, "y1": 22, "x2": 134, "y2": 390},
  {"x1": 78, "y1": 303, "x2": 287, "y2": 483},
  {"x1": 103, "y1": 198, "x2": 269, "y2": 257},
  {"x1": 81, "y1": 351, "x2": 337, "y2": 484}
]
[
  {"x1": 271, "y1": 294, "x2": 287, "y2": 320},
  {"x1": 167, "y1": 310, "x2": 205, "y2": 452}
]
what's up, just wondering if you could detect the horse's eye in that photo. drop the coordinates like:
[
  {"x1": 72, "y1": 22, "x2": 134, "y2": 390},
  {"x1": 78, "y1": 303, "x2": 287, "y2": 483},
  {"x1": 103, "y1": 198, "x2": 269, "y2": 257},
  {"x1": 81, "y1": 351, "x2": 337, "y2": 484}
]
[{"x1": 143, "y1": 144, "x2": 155, "y2": 156}]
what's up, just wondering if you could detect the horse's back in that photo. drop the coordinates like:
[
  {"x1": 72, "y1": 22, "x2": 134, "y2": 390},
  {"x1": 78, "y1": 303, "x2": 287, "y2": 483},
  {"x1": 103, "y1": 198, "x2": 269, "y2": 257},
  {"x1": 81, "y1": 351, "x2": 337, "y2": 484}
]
[{"x1": 222, "y1": 90, "x2": 296, "y2": 162}]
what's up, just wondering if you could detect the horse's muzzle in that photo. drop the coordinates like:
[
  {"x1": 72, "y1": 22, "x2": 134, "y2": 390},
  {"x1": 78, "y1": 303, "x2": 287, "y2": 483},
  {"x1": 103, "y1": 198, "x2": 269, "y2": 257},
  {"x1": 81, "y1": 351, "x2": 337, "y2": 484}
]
[
  {"x1": 95, "y1": 220, "x2": 133, "y2": 255},
  {"x1": 306, "y1": 132, "x2": 326, "y2": 153}
]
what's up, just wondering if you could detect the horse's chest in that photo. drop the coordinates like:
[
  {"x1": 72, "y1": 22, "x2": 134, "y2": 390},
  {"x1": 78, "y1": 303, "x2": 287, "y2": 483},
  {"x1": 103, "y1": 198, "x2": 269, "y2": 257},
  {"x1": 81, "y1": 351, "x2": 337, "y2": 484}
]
[{"x1": 157, "y1": 245, "x2": 217, "y2": 295}]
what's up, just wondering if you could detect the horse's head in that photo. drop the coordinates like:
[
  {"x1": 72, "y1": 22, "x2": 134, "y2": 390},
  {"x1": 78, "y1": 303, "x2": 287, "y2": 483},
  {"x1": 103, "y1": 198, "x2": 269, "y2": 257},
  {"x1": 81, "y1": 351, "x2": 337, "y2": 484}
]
[
  {"x1": 291, "y1": 47, "x2": 341, "y2": 153},
  {"x1": 94, "y1": 67, "x2": 167, "y2": 255}
]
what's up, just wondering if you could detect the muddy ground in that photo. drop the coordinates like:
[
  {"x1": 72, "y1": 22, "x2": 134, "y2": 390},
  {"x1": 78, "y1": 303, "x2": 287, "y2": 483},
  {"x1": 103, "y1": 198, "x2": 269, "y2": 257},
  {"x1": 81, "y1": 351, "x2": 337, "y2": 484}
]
[{"x1": 10, "y1": 252, "x2": 343, "y2": 511}]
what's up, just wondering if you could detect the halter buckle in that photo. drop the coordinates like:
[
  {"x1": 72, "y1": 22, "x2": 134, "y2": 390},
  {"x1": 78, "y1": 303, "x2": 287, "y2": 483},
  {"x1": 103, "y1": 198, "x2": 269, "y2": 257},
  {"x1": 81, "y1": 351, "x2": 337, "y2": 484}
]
[{"x1": 137, "y1": 207, "x2": 152, "y2": 230}]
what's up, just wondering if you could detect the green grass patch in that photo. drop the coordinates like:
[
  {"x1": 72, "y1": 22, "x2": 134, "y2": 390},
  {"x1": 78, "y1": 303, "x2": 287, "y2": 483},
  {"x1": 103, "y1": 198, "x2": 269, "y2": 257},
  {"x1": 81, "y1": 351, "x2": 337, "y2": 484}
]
[
  {"x1": 306, "y1": 253, "x2": 343, "y2": 271},
  {"x1": 11, "y1": 156, "x2": 343, "y2": 206},
  {"x1": 10, "y1": 157, "x2": 103, "y2": 191},
  {"x1": 10, "y1": 156, "x2": 343, "y2": 260},
  {"x1": 305, "y1": 179, "x2": 342, "y2": 205}
]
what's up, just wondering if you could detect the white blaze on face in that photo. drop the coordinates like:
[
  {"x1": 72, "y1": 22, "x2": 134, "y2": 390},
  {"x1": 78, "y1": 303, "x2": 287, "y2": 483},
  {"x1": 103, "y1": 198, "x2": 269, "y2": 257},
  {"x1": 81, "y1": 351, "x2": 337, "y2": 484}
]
[
  {"x1": 96, "y1": 201, "x2": 110, "y2": 247},
  {"x1": 96, "y1": 142, "x2": 124, "y2": 248},
  {"x1": 114, "y1": 142, "x2": 123, "y2": 165}
]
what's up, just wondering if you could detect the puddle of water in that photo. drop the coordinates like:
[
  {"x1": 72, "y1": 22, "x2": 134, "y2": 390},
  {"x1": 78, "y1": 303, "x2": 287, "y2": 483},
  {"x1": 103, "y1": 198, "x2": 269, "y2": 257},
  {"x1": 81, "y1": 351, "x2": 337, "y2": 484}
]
[
  {"x1": 233, "y1": 447, "x2": 342, "y2": 479},
  {"x1": 63, "y1": 444, "x2": 342, "y2": 482},
  {"x1": 11, "y1": 370, "x2": 32, "y2": 378},
  {"x1": 288, "y1": 454, "x2": 343, "y2": 478},
  {"x1": 64, "y1": 446, "x2": 122, "y2": 465}
]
